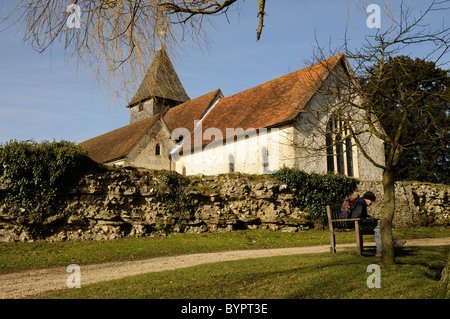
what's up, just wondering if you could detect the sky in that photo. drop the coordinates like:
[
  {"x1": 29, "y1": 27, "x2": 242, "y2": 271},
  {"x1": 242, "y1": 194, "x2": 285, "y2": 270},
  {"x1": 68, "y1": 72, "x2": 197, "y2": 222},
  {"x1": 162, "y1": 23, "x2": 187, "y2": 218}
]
[{"x1": 0, "y1": 0, "x2": 448, "y2": 144}]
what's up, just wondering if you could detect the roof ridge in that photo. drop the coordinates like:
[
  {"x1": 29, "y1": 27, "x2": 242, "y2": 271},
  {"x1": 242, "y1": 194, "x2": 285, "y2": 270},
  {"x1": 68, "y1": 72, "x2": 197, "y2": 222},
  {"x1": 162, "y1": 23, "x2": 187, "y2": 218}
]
[
  {"x1": 168, "y1": 88, "x2": 222, "y2": 111},
  {"x1": 84, "y1": 115, "x2": 159, "y2": 140},
  {"x1": 163, "y1": 89, "x2": 223, "y2": 133},
  {"x1": 79, "y1": 115, "x2": 161, "y2": 163},
  {"x1": 179, "y1": 54, "x2": 346, "y2": 151},
  {"x1": 219, "y1": 54, "x2": 344, "y2": 103}
]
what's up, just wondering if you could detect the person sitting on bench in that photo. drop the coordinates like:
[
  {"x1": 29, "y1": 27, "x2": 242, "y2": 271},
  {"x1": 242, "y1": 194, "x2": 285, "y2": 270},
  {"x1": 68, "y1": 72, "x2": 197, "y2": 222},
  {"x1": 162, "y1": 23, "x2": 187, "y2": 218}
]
[{"x1": 351, "y1": 191, "x2": 406, "y2": 257}]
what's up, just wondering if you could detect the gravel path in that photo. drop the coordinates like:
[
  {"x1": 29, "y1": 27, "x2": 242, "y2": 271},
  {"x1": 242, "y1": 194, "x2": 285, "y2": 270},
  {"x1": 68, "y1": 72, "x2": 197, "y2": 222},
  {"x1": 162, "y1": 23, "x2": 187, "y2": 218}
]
[{"x1": 1, "y1": 237, "x2": 449, "y2": 299}]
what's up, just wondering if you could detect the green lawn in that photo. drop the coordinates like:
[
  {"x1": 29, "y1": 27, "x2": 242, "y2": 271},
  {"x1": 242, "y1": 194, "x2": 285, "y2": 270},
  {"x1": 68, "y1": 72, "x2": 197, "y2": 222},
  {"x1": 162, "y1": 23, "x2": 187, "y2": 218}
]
[
  {"x1": 1, "y1": 227, "x2": 449, "y2": 299},
  {"x1": 36, "y1": 245, "x2": 449, "y2": 299},
  {"x1": 1, "y1": 227, "x2": 449, "y2": 274},
  {"x1": 0, "y1": 228, "x2": 340, "y2": 273}
]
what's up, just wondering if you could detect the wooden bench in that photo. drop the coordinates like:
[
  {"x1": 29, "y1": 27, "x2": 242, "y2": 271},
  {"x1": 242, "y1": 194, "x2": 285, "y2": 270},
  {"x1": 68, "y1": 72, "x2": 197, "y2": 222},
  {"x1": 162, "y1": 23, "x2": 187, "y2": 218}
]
[{"x1": 326, "y1": 205, "x2": 373, "y2": 256}]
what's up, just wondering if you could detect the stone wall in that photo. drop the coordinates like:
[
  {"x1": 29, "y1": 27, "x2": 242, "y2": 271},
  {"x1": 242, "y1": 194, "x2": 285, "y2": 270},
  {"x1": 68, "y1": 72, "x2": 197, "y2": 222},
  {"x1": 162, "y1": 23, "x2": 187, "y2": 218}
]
[
  {"x1": 0, "y1": 168, "x2": 448, "y2": 242},
  {"x1": 0, "y1": 169, "x2": 309, "y2": 242},
  {"x1": 354, "y1": 181, "x2": 449, "y2": 228}
]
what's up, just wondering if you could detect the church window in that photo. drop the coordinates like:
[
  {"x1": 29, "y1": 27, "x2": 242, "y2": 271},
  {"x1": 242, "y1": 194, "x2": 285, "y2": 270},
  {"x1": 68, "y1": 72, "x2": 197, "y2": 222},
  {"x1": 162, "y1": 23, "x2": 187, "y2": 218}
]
[
  {"x1": 182, "y1": 167, "x2": 186, "y2": 176},
  {"x1": 155, "y1": 143, "x2": 161, "y2": 156},
  {"x1": 345, "y1": 137, "x2": 353, "y2": 177},
  {"x1": 138, "y1": 103, "x2": 144, "y2": 112},
  {"x1": 326, "y1": 121, "x2": 334, "y2": 173},
  {"x1": 326, "y1": 115, "x2": 354, "y2": 177},
  {"x1": 336, "y1": 133, "x2": 344, "y2": 174}
]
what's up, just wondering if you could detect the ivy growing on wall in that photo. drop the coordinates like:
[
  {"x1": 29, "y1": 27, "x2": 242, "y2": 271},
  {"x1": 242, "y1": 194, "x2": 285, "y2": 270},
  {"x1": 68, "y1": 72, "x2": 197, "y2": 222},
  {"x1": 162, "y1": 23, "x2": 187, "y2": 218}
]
[
  {"x1": 0, "y1": 140, "x2": 101, "y2": 227},
  {"x1": 156, "y1": 170, "x2": 194, "y2": 215},
  {"x1": 272, "y1": 167, "x2": 359, "y2": 224}
]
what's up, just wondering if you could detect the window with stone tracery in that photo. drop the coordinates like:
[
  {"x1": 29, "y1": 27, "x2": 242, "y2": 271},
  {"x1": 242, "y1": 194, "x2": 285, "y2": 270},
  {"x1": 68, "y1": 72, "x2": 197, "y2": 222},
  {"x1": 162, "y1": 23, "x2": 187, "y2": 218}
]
[{"x1": 326, "y1": 116, "x2": 354, "y2": 177}]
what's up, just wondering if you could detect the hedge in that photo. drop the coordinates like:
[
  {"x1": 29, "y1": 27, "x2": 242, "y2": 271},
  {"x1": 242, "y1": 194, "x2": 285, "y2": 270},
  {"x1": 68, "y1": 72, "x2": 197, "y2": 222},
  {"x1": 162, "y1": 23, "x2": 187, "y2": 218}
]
[
  {"x1": 0, "y1": 139, "x2": 101, "y2": 227},
  {"x1": 272, "y1": 167, "x2": 359, "y2": 224}
]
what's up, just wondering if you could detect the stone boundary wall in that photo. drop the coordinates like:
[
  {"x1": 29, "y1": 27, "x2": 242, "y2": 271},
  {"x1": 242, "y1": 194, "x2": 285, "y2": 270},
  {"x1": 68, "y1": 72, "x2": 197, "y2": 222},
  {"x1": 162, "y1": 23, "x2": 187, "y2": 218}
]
[
  {"x1": 354, "y1": 181, "x2": 449, "y2": 228},
  {"x1": 0, "y1": 169, "x2": 448, "y2": 242},
  {"x1": 0, "y1": 169, "x2": 309, "y2": 242}
]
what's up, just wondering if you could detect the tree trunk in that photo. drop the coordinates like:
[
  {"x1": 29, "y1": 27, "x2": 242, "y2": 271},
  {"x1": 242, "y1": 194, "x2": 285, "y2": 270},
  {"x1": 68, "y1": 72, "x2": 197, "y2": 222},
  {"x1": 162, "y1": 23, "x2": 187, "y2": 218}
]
[{"x1": 381, "y1": 168, "x2": 396, "y2": 264}]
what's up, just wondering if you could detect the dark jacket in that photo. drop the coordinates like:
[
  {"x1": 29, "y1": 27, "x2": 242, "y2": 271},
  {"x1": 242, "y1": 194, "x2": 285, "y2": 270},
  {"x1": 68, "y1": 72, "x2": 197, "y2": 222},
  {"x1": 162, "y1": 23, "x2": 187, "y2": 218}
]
[
  {"x1": 351, "y1": 197, "x2": 368, "y2": 219},
  {"x1": 351, "y1": 198, "x2": 378, "y2": 225}
]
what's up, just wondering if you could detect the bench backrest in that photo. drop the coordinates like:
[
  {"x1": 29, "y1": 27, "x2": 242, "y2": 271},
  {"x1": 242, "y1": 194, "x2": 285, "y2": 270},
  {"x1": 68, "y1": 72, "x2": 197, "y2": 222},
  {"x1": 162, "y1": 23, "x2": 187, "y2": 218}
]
[{"x1": 326, "y1": 205, "x2": 351, "y2": 229}]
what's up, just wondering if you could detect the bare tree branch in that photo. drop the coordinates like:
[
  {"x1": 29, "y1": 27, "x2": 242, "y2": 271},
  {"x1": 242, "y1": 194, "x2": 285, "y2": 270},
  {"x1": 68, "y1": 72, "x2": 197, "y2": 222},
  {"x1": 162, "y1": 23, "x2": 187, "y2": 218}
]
[{"x1": 256, "y1": 0, "x2": 266, "y2": 41}]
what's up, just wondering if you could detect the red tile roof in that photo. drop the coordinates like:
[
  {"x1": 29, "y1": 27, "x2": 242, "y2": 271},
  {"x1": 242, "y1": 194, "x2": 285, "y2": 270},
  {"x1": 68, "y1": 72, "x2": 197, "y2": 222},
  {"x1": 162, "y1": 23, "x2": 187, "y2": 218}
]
[
  {"x1": 79, "y1": 90, "x2": 221, "y2": 164},
  {"x1": 80, "y1": 54, "x2": 346, "y2": 162},
  {"x1": 163, "y1": 89, "x2": 222, "y2": 133},
  {"x1": 183, "y1": 54, "x2": 345, "y2": 151},
  {"x1": 79, "y1": 115, "x2": 160, "y2": 163}
]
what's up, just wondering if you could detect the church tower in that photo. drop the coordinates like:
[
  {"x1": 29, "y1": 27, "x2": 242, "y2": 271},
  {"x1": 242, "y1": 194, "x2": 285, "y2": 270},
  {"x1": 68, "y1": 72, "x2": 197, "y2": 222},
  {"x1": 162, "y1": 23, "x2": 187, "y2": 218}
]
[{"x1": 126, "y1": 47, "x2": 190, "y2": 124}]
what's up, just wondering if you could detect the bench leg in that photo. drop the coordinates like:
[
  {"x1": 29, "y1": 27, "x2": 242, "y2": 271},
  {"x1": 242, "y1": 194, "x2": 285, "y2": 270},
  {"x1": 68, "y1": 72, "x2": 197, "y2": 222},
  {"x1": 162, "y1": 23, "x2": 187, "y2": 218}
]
[
  {"x1": 330, "y1": 236, "x2": 336, "y2": 254},
  {"x1": 330, "y1": 231, "x2": 336, "y2": 254},
  {"x1": 360, "y1": 233, "x2": 364, "y2": 254},
  {"x1": 355, "y1": 222, "x2": 362, "y2": 256}
]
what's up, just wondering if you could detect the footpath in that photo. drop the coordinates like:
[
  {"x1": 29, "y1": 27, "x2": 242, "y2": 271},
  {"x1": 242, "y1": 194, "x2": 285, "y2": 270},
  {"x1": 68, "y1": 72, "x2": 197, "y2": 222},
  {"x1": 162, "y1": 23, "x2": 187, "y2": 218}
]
[{"x1": 1, "y1": 237, "x2": 449, "y2": 299}]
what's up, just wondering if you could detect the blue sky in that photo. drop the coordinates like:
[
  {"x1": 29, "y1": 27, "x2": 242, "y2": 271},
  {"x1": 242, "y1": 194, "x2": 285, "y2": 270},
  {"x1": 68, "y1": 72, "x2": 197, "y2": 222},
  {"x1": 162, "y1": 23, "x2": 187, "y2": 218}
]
[{"x1": 0, "y1": 0, "x2": 448, "y2": 144}]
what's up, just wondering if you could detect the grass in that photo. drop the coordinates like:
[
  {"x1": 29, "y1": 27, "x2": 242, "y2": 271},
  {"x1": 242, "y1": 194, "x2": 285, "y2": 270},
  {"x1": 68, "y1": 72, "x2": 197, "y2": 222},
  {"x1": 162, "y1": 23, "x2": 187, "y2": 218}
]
[
  {"x1": 0, "y1": 229, "x2": 330, "y2": 273},
  {"x1": 1, "y1": 227, "x2": 448, "y2": 299},
  {"x1": 36, "y1": 245, "x2": 449, "y2": 299},
  {"x1": 1, "y1": 227, "x2": 449, "y2": 274}
]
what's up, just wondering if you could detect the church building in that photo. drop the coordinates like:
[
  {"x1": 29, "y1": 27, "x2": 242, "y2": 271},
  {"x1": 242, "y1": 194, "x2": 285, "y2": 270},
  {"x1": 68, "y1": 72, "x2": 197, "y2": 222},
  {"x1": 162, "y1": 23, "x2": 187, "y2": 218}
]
[{"x1": 79, "y1": 48, "x2": 384, "y2": 181}]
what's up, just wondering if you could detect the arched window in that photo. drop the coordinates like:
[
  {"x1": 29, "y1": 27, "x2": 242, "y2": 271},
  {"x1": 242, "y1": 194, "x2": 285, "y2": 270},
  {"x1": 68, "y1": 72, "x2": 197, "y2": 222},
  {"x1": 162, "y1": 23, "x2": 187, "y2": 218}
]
[
  {"x1": 326, "y1": 115, "x2": 354, "y2": 177},
  {"x1": 155, "y1": 143, "x2": 161, "y2": 156},
  {"x1": 182, "y1": 166, "x2": 186, "y2": 176}
]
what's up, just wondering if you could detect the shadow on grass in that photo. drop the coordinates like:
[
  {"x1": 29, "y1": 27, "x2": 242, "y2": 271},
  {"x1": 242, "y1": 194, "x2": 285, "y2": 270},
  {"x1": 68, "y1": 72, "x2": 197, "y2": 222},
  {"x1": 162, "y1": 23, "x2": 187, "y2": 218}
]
[
  {"x1": 395, "y1": 246, "x2": 448, "y2": 281},
  {"x1": 286, "y1": 246, "x2": 449, "y2": 299},
  {"x1": 36, "y1": 246, "x2": 448, "y2": 299}
]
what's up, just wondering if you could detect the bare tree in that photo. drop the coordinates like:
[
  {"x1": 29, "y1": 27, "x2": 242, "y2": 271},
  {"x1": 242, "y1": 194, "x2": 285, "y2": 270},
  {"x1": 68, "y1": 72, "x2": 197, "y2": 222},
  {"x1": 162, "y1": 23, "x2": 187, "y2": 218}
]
[
  {"x1": 1, "y1": 0, "x2": 397, "y2": 106},
  {"x1": 0, "y1": 0, "x2": 268, "y2": 105},
  {"x1": 298, "y1": 0, "x2": 449, "y2": 264}
]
